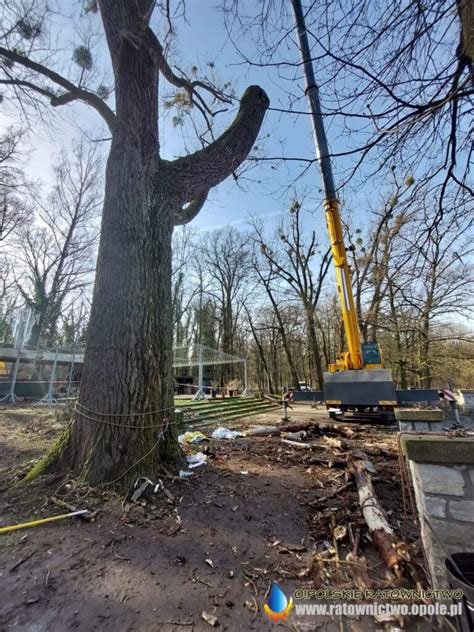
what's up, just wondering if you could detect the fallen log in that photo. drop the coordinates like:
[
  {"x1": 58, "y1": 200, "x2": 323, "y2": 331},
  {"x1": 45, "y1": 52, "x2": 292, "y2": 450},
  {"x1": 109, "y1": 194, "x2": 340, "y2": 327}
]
[
  {"x1": 248, "y1": 425, "x2": 280, "y2": 436},
  {"x1": 351, "y1": 457, "x2": 410, "y2": 575},
  {"x1": 317, "y1": 423, "x2": 356, "y2": 439},
  {"x1": 281, "y1": 430, "x2": 307, "y2": 441},
  {"x1": 248, "y1": 420, "x2": 360, "y2": 437}
]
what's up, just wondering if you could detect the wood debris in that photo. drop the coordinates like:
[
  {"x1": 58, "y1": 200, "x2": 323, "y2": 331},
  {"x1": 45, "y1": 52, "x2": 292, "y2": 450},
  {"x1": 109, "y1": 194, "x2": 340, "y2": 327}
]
[{"x1": 201, "y1": 611, "x2": 219, "y2": 627}]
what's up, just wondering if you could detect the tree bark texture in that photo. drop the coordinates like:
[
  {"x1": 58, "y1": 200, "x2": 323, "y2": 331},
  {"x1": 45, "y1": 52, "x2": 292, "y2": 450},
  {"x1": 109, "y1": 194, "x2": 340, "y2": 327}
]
[
  {"x1": 352, "y1": 458, "x2": 410, "y2": 574},
  {"x1": 70, "y1": 144, "x2": 178, "y2": 484}
]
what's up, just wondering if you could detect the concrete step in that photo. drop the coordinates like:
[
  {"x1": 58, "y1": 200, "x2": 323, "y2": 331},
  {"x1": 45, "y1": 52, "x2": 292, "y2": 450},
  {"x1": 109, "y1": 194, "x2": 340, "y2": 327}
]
[
  {"x1": 193, "y1": 403, "x2": 276, "y2": 419},
  {"x1": 186, "y1": 404, "x2": 278, "y2": 430},
  {"x1": 176, "y1": 398, "x2": 277, "y2": 416},
  {"x1": 176, "y1": 395, "x2": 280, "y2": 430},
  {"x1": 182, "y1": 403, "x2": 278, "y2": 423}
]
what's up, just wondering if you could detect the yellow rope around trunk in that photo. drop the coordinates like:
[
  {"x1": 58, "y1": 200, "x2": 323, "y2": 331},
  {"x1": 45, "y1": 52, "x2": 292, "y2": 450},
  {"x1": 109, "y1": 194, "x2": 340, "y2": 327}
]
[{"x1": 0, "y1": 510, "x2": 89, "y2": 534}]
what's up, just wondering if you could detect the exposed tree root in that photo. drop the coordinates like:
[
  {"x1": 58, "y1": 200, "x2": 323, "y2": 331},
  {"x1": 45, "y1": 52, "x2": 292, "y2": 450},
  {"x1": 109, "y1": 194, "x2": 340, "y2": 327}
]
[
  {"x1": 22, "y1": 415, "x2": 185, "y2": 493},
  {"x1": 22, "y1": 423, "x2": 73, "y2": 483}
]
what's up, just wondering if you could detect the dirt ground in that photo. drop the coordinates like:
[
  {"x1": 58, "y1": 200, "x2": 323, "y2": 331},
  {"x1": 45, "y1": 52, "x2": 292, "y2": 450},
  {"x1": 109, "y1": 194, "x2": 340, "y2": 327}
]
[{"x1": 0, "y1": 405, "x2": 434, "y2": 631}]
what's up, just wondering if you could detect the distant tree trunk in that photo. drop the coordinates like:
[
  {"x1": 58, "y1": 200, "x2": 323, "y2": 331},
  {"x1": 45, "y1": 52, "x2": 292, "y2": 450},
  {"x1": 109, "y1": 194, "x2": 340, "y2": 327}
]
[
  {"x1": 222, "y1": 297, "x2": 234, "y2": 382},
  {"x1": 27, "y1": 311, "x2": 45, "y2": 348},
  {"x1": 304, "y1": 305, "x2": 324, "y2": 389},
  {"x1": 271, "y1": 330, "x2": 280, "y2": 391},
  {"x1": 388, "y1": 280, "x2": 407, "y2": 389},
  {"x1": 367, "y1": 287, "x2": 383, "y2": 343},
  {"x1": 315, "y1": 312, "x2": 330, "y2": 370},
  {"x1": 419, "y1": 313, "x2": 432, "y2": 388},
  {"x1": 273, "y1": 310, "x2": 300, "y2": 389},
  {"x1": 254, "y1": 266, "x2": 300, "y2": 389},
  {"x1": 246, "y1": 309, "x2": 274, "y2": 394},
  {"x1": 419, "y1": 271, "x2": 436, "y2": 389}
]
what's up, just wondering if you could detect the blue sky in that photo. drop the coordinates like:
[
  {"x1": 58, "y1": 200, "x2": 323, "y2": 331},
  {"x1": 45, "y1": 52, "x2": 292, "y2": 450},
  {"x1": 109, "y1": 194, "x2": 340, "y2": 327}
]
[{"x1": 166, "y1": 2, "x2": 340, "y2": 234}]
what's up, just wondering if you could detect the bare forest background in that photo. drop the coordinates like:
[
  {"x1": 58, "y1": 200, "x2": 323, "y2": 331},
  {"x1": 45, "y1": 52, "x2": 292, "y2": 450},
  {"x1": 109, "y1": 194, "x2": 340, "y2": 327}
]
[{"x1": 1, "y1": 132, "x2": 472, "y2": 390}]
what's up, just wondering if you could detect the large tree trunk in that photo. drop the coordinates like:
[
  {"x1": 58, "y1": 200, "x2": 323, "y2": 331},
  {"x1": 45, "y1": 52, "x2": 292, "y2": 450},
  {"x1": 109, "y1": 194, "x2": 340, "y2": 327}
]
[
  {"x1": 70, "y1": 149, "x2": 179, "y2": 485},
  {"x1": 68, "y1": 31, "x2": 181, "y2": 483},
  {"x1": 21, "y1": 0, "x2": 269, "y2": 488}
]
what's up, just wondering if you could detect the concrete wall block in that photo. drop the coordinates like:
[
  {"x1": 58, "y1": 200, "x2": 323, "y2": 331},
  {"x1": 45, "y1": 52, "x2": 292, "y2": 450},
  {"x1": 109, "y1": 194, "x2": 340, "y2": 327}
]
[
  {"x1": 425, "y1": 496, "x2": 447, "y2": 519},
  {"x1": 412, "y1": 463, "x2": 465, "y2": 496},
  {"x1": 395, "y1": 409, "x2": 444, "y2": 422},
  {"x1": 448, "y1": 500, "x2": 474, "y2": 522}
]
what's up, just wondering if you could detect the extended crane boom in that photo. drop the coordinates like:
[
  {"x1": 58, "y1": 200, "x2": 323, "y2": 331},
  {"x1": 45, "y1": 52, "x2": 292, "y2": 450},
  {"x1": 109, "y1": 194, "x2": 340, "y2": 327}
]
[
  {"x1": 291, "y1": 0, "x2": 362, "y2": 372},
  {"x1": 291, "y1": 0, "x2": 397, "y2": 419}
]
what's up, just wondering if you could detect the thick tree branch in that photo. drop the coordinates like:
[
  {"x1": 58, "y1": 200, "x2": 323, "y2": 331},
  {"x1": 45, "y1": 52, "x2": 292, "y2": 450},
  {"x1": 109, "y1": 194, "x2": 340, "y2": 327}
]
[
  {"x1": 0, "y1": 47, "x2": 117, "y2": 132},
  {"x1": 173, "y1": 190, "x2": 209, "y2": 227},
  {"x1": 168, "y1": 85, "x2": 269, "y2": 203}
]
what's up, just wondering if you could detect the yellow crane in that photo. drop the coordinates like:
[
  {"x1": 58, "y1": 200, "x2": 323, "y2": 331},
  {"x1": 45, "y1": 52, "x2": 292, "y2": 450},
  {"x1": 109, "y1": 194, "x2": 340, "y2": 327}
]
[{"x1": 291, "y1": 0, "x2": 397, "y2": 419}]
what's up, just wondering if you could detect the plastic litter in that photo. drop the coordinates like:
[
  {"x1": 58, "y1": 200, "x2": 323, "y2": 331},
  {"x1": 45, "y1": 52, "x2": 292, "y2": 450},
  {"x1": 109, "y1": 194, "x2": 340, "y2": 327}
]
[
  {"x1": 179, "y1": 470, "x2": 193, "y2": 478},
  {"x1": 211, "y1": 427, "x2": 244, "y2": 440},
  {"x1": 364, "y1": 460, "x2": 376, "y2": 473},
  {"x1": 186, "y1": 452, "x2": 207, "y2": 468},
  {"x1": 178, "y1": 431, "x2": 207, "y2": 445}
]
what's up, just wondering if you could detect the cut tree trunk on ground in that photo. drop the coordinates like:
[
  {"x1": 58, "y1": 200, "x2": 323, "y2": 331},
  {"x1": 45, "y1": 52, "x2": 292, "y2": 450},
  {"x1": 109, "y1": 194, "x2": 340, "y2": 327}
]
[{"x1": 352, "y1": 457, "x2": 410, "y2": 574}]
